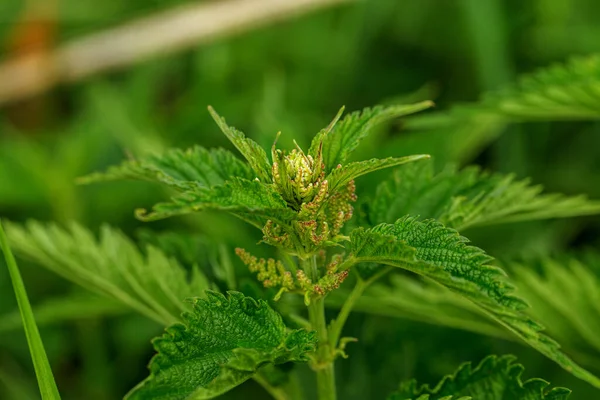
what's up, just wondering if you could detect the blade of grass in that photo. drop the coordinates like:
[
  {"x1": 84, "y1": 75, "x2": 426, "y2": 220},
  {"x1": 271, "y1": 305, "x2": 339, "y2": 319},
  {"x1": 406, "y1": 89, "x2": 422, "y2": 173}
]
[{"x1": 0, "y1": 220, "x2": 61, "y2": 400}]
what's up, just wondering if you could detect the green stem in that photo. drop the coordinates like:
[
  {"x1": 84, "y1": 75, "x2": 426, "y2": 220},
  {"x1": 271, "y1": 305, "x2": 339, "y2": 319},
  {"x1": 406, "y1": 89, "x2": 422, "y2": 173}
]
[
  {"x1": 328, "y1": 279, "x2": 365, "y2": 348},
  {"x1": 304, "y1": 256, "x2": 336, "y2": 400},
  {"x1": 308, "y1": 297, "x2": 336, "y2": 400},
  {"x1": 329, "y1": 267, "x2": 392, "y2": 348}
]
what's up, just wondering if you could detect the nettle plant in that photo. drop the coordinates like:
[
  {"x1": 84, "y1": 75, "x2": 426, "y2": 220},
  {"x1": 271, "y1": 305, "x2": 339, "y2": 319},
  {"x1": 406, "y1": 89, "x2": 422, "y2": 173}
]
[{"x1": 3, "y1": 98, "x2": 600, "y2": 399}]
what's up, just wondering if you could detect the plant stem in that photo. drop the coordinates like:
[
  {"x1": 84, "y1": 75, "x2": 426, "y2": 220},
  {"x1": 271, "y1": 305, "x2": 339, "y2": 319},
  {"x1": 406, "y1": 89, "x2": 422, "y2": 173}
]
[
  {"x1": 304, "y1": 255, "x2": 337, "y2": 400},
  {"x1": 328, "y1": 278, "x2": 365, "y2": 348},
  {"x1": 308, "y1": 297, "x2": 336, "y2": 400},
  {"x1": 329, "y1": 267, "x2": 392, "y2": 348}
]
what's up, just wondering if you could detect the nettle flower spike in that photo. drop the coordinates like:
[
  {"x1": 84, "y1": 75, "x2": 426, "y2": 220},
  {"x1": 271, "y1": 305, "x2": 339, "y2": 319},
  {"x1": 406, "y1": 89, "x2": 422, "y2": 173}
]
[
  {"x1": 271, "y1": 134, "x2": 326, "y2": 210},
  {"x1": 235, "y1": 248, "x2": 294, "y2": 299},
  {"x1": 236, "y1": 247, "x2": 349, "y2": 303},
  {"x1": 295, "y1": 253, "x2": 349, "y2": 305},
  {"x1": 265, "y1": 133, "x2": 355, "y2": 253}
]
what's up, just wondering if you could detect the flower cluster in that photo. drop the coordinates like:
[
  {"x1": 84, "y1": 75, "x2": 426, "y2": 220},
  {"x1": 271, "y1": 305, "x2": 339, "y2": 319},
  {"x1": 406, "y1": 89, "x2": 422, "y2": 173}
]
[
  {"x1": 271, "y1": 141, "x2": 325, "y2": 210},
  {"x1": 295, "y1": 254, "x2": 349, "y2": 305},
  {"x1": 235, "y1": 248, "x2": 294, "y2": 292},
  {"x1": 236, "y1": 248, "x2": 349, "y2": 304},
  {"x1": 263, "y1": 140, "x2": 356, "y2": 255}
]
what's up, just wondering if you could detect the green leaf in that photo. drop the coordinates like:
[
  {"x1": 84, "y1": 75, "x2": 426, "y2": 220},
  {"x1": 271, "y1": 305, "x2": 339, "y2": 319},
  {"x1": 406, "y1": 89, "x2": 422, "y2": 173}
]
[
  {"x1": 366, "y1": 161, "x2": 600, "y2": 231},
  {"x1": 387, "y1": 55, "x2": 600, "y2": 169},
  {"x1": 441, "y1": 178, "x2": 600, "y2": 231},
  {"x1": 78, "y1": 146, "x2": 253, "y2": 191},
  {"x1": 483, "y1": 54, "x2": 600, "y2": 120},
  {"x1": 389, "y1": 355, "x2": 571, "y2": 400},
  {"x1": 348, "y1": 217, "x2": 600, "y2": 388},
  {"x1": 3, "y1": 221, "x2": 209, "y2": 326},
  {"x1": 0, "y1": 221, "x2": 61, "y2": 400},
  {"x1": 135, "y1": 177, "x2": 295, "y2": 226},
  {"x1": 208, "y1": 106, "x2": 271, "y2": 182},
  {"x1": 126, "y1": 291, "x2": 316, "y2": 400},
  {"x1": 365, "y1": 161, "x2": 477, "y2": 227},
  {"x1": 309, "y1": 102, "x2": 433, "y2": 171},
  {"x1": 511, "y1": 255, "x2": 600, "y2": 362},
  {"x1": 326, "y1": 155, "x2": 430, "y2": 193},
  {"x1": 330, "y1": 253, "x2": 600, "y2": 369}
]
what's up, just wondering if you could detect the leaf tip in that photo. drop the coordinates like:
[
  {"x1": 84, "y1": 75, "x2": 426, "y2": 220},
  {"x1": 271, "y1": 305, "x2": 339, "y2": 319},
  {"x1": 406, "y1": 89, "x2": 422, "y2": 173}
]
[
  {"x1": 134, "y1": 208, "x2": 153, "y2": 221},
  {"x1": 207, "y1": 105, "x2": 220, "y2": 122}
]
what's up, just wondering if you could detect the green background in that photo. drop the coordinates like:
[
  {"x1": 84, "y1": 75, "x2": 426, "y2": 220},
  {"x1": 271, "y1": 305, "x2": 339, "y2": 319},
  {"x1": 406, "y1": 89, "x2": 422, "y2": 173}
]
[{"x1": 1, "y1": 0, "x2": 600, "y2": 398}]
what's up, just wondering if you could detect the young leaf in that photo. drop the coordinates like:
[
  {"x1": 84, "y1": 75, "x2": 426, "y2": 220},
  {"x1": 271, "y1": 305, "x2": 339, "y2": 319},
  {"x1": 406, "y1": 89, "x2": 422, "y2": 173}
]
[
  {"x1": 389, "y1": 355, "x2": 571, "y2": 400},
  {"x1": 326, "y1": 155, "x2": 429, "y2": 193},
  {"x1": 78, "y1": 146, "x2": 253, "y2": 191},
  {"x1": 483, "y1": 54, "x2": 600, "y2": 120},
  {"x1": 208, "y1": 106, "x2": 271, "y2": 182},
  {"x1": 135, "y1": 177, "x2": 296, "y2": 226},
  {"x1": 3, "y1": 221, "x2": 209, "y2": 326},
  {"x1": 309, "y1": 102, "x2": 433, "y2": 171},
  {"x1": 366, "y1": 161, "x2": 600, "y2": 231},
  {"x1": 0, "y1": 221, "x2": 61, "y2": 400},
  {"x1": 348, "y1": 216, "x2": 600, "y2": 388},
  {"x1": 126, "y1": 291, "x2": 316, "y2": 400}
]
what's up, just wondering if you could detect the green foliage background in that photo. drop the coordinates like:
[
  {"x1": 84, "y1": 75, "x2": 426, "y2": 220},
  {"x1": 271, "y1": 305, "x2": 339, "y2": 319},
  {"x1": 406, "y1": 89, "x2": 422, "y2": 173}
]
[{"x1": 1, "y1": 0, "x2": 600, "y2": 398}]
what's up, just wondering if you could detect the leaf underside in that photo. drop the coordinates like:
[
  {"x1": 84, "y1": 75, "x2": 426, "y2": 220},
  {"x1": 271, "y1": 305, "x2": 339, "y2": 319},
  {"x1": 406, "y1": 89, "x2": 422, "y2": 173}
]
[
  {"x1": 389, "y1": 355, "x2": 571, "y2": 400},
  {"x1": 126, "y1": 291, "x2": 316, "y2": 400},
  {"x1": 331, "y1": 253, "x2": 600, "y2": 369},
  {"x1": 511, "y1": 255, "x2": 600, "y2": 361},
  {"x1": 3, "y1": 221, "x2": 208, "y2": 326},
  {"x1": 327, "y1": 274, "x2": 506, "y2": 341},
  {"x1": 349, "y1": 216, "x2": 600, "y2": 388}
]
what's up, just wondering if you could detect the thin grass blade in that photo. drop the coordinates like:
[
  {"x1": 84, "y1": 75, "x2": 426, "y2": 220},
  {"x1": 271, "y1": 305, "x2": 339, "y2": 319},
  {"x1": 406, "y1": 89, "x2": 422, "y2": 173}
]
[{"x1": 0, "y1": 220, "x2": 61, "y2": 400}]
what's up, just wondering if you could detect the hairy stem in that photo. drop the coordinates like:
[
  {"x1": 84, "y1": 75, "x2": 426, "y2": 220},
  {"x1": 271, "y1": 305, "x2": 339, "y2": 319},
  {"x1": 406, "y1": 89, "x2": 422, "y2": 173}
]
[
  {"x1": 309, "y1": 297, "x2": 336, "y2": 400},
  {"x1": 304, "y1": 256, "x2": 336, "y2": 400}
]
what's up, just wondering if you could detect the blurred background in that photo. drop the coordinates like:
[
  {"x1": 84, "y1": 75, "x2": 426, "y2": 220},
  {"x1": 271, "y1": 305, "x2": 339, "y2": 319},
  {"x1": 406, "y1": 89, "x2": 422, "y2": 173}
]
[{"x1": 1, "y1": 0, "x2": 600, "y2": 399}]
